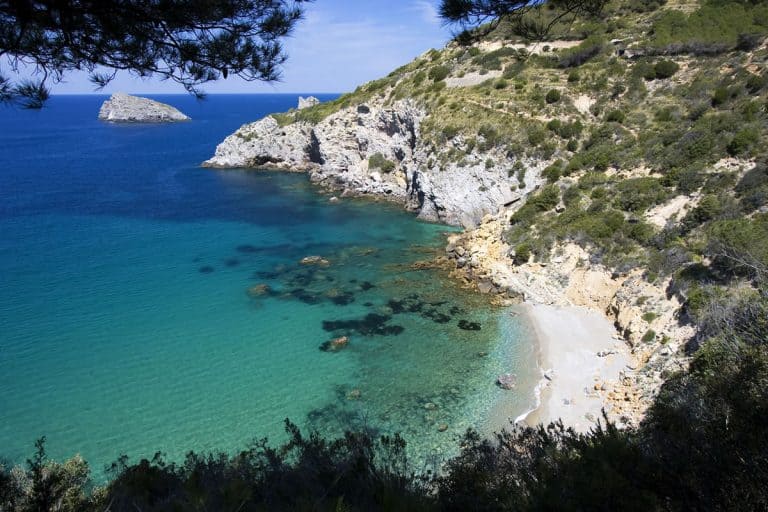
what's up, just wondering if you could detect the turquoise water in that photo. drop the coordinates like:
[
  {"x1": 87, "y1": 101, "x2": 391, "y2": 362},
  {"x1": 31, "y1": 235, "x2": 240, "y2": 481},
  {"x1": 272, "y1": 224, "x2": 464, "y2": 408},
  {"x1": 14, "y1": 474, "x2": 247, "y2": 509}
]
[{"x1": 0, "y1": 95, "x2": 537, "y2": 476}]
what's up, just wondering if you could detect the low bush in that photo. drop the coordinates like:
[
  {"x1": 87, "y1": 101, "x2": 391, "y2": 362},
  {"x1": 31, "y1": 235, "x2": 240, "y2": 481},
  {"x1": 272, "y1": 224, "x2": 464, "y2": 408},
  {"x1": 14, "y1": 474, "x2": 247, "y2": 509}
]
[
  {"x1": 712, "y1": 86, "x2": 730, "y2": 106},
  {"x1": 727, "y1": 127, "x2": 760, "y2": 156},
  {"x1": 558, "y1": 36, "x2": 604, "y2": 68},
  {"x1": 654, "y1": 60, "x2": 680, "y2": 79},
  {"x1": 545, "y1": 88, "x2": 561, "y2": 104},
  {"x1": 605, "y1": 109, "x2": 626, "y2": 123},
  {"x1": 428, "y1": 65, "x2": 450, "y2": 82},
  {"x1": 615, "y1": 177, "x2": 668, "y2": 212},
  {"x1": 514, "y1": 242, "x2": 532, "y2": 264},
  {"x1": 543, "y1": 161, "x2": 564, "y2": 183},
  {"x1": 368, "y1": 153, "x2": 396, "y2": 173}
]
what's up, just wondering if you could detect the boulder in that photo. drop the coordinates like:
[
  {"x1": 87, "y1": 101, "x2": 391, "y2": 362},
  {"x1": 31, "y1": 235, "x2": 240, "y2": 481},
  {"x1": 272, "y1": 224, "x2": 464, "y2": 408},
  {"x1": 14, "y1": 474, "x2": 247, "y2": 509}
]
[
  {"x1": 497, "y1": 373, "x2": 517, "y2": 390},
  {"x1": 247, "y1": 283, "x2": 271, "y2": 297},
  {"x1": 320, "y1": 336, "x2": 350, "y2": 352},
  {"x1": 300, "y1": 255, "x2": 331, "y2": 266}
]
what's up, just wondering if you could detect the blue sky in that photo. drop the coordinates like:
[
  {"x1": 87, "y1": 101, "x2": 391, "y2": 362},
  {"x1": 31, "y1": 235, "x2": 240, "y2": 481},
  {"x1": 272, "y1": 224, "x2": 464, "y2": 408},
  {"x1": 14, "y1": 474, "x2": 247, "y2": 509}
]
[{"x1": 40, "y1": 0, "x2": 451, "y2": 95}]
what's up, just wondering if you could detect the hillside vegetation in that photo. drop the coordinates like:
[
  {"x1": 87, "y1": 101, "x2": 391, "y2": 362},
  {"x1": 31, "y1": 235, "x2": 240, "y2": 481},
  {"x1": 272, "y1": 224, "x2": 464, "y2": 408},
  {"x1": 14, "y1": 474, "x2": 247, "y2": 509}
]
[{"x1": 3, "y1": 0, "x2": 768, "y2": 510}]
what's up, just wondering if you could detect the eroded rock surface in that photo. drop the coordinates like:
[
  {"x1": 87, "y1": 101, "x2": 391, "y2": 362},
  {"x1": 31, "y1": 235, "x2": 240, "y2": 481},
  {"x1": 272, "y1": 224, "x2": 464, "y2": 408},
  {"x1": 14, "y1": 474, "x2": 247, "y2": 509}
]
[
  {"x1": 98, "y1": 93, "x2": 190, "y2": 122},
  {"x1": 203, "y1": 99, "x2": 538, "y2": 227}
]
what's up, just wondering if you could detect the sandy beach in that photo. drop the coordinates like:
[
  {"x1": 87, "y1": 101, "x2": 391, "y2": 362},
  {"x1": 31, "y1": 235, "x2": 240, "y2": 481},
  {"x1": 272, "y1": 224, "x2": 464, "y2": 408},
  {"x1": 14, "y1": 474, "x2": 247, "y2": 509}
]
[{"x1": 520, "y1": 303, "x2": 631, "y2": 431}]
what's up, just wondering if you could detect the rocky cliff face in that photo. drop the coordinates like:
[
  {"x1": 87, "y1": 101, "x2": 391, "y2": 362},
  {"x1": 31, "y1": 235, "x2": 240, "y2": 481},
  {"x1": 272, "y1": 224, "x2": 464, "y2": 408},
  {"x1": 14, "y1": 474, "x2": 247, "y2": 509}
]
[
  {"x1": 98, "y1": 93, "x2": 190, "y2": 122},
  {"x1": 203, "y1": 99, "x2": 539, "y2": 227}
]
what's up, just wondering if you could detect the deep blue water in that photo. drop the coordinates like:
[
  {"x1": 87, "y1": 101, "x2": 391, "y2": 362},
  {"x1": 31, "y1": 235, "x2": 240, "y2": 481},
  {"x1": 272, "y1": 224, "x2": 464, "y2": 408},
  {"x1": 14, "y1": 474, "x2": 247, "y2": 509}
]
[{"x1": 0, "y1": 94, "x2": 537, "y2": 477}]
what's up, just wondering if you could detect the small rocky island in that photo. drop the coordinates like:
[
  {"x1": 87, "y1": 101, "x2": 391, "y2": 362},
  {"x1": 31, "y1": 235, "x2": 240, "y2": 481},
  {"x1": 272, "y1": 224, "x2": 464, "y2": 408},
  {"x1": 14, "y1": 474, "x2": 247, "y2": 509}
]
[{"x1": 98, "y1": 92, "x2": 190, "y2": 122}]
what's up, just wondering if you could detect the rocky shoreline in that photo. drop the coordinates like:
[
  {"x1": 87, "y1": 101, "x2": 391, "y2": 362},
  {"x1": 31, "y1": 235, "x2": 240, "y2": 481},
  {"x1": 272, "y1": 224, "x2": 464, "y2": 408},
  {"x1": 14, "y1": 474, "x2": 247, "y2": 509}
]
[
  {"x1": 203, "y1": 98, "x2": 694, "y2": 430},
  {"x1": 203, "y1": 97, "x2": 543, "y2": 228},
  {"x1": 442, "y1": 209, "x2": 693, "y2": 427}
]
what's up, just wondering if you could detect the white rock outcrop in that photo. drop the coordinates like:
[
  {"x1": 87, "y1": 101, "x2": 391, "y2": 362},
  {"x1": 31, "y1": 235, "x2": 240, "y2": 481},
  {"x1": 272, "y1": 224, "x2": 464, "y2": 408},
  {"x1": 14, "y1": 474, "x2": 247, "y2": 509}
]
[
  {"x1": 98, "y1": 93, "x2": 190, "y2": 122},
  {"x1": 297, "y1": 96, "x2": 320, "y2": 109}
]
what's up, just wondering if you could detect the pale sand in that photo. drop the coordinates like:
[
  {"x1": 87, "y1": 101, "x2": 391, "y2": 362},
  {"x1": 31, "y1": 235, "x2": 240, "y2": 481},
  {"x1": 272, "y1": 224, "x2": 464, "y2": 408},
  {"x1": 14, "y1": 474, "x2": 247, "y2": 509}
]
[{"x1": 520, "y1": 303, "x2": 631, "y2": 431}]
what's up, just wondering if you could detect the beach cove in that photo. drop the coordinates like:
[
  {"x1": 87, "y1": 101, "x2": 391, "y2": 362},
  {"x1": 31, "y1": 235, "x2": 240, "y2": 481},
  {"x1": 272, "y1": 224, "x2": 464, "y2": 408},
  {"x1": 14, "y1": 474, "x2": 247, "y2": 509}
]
[{"x1": 0, "y1": 94, "x2": 541, "y2": 476}]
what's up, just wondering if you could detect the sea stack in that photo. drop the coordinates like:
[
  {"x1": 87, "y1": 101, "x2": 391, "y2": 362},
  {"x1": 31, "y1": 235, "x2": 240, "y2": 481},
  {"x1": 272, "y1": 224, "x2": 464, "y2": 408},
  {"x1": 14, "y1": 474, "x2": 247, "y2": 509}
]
[{"x1": 98, "y1": 92, "x2": 190, "y2": 122}]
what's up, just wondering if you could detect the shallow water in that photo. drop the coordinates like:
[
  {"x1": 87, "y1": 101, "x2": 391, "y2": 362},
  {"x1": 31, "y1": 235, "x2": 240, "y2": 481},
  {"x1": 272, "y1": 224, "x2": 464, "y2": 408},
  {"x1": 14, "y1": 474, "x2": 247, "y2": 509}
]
[{"x1": 0, "y1": 95, "x2": 537, "y2": 477}]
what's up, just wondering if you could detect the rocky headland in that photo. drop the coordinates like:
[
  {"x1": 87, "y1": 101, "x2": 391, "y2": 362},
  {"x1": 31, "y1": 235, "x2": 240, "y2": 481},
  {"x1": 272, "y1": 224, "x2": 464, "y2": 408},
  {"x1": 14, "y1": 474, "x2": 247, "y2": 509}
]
[
  {"x1": 203, "y1": 96, "x2": 539, "y2": 228},
  {"x1": 98, "y1": 92, "x2": 190, "y2": 123}
]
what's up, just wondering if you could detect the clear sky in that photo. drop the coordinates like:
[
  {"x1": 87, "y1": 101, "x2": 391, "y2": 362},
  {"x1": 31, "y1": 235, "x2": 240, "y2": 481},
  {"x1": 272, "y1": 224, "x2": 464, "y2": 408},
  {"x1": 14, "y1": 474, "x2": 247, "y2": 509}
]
[{"x1": 40, "y1": 0, "x2": 451, "y2": 95}]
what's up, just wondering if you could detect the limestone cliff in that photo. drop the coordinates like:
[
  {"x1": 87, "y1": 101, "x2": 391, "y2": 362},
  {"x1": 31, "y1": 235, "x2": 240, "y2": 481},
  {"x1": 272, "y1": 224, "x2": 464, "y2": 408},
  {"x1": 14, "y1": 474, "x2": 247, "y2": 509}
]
[
  {"x1": 204, "y1": 98, "x2": 541, "y2": 227},
  {"x1": 98, "y1": 93, "x2": 190, "y2": 123}
]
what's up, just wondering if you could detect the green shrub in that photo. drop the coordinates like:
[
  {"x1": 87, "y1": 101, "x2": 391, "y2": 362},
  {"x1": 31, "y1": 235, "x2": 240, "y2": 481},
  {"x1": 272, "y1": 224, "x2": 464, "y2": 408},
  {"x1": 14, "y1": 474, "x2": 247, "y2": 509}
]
[
  {"x1": 642, "y1": 312, "x2": 659, "y2": 323},
  {"x1": 543, "y1": 161, "x2": 564, "y2": 183},
  {"x1": 615, "y1": 177, "x2": 668, "y2": 212},
  {"x1": 641, "y1": 329, "x2": 656, "y2": 342},
  {"x1": 567, "y1": 139, "x2": 579, "y2": 152},
  {"x1": 502, "y1": 61, "x2": 525, "y2": 79},
  {"x1": 429, "y1": 65, "x2": 451, "y2": 82},
  {"x1": 654, "y1": 60, "x2": 680, "y2": 79},
  {"x1": 368, "y1": 153, "x2": 396, "y2": 173},
  {"x1": 605, "y1": 109, "x2": 626, "y2": 123},
  {"x1": 691, "y1": 194, "x2": 722, "y2": 224},
  {"x1": 673, "y1": 167, "x2": 707, "y2": 195},
  {"x1": 636, "y1": 61, "x2": 658, "y2": 81},
  {"x1": 579, "y1": 172, "x2": 612, "y2": 190},
  {"x1": 478, "y1": 124, "x2": 501, "y2": 148},
  {"x1": 746, "y1": 73, "x2": 766, "y2": 94},
  {"x1": 568, "y1": 69, "x2": 581, "y2": 83},
  {"x1": 545, "y1": 89, "x2": 561, "y2": 104},
  {"x1": 527, "y1": 126, "x2": 547, "y2": 146},
  {"x1": 442, "y1": 125, "x2": 459, "y2": 140},
  {"x1": 558, "y1": 36, "x2": 604, "y2": 68},
  {"x1": 727, "y1": 127, "x2": 760, "y2": 156},
  {"x1": 736, "y1": 163, "x2": 768, "y2": 196},
  {"x1": 712, "y1": 87, "x2": 730, "y2": 106},
  {"x1": 530, "y1": 185, "x2": 560, "y2": 211},
  {"x1": 514, "y1": 242, "x2": 532, "y2": 264},
  {"x1": 494, "y1": 79, "x2": 508, "y2": 90}
]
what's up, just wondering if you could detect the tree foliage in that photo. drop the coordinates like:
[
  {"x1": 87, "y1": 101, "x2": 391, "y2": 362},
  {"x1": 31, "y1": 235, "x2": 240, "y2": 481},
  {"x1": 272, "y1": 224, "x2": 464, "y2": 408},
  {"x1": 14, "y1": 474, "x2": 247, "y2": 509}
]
[
  {"x1": 0, "y1": 0, "x2": 310, "y2": 107},
  {"x1": 438, "y1": 0, "x2": 609, "y2": 40}
]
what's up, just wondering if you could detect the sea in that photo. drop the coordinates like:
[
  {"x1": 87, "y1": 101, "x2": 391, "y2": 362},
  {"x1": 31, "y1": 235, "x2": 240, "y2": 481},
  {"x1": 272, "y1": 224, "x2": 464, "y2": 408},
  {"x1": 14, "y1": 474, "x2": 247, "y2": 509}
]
[{"x1": 0, "y1": 94, "x2": 538, "y2": 478}]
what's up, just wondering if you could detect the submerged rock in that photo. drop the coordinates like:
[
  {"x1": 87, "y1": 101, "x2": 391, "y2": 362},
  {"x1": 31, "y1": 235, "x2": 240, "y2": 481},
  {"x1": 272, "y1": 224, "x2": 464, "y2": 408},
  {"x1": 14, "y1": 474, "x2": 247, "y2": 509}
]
[
  {"x1": 300, "y1": 255, "x2": 331, "y2": 266},
  {"x1": 320, "y1": 335, "x2": 350, "y2": 352},
  {"x1": 98, "y1": 93, "x2": 190, "y2": 122},
  {"x1": 458, "y1": 320, "x2": 481, "y2": 331},
  {"x1": 322, "y1": 313, "x2": 404, "y2": 336},
  {"x1": 497, "y1": 373, "x2": 517, "y2": 390},
  {"x1": 247, "y1": 283, "x2": 271, "y2": 297}
]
